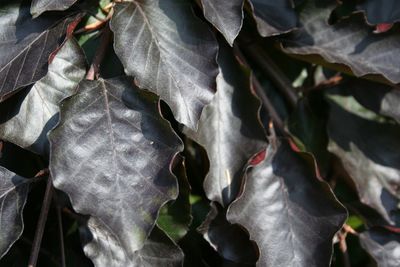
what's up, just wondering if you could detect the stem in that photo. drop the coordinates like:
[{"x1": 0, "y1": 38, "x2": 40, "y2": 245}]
[
  {"x1": 28, "y1": 177, "x2": 54, "y2": 267},
  {"x1": 56, "y1": 206, "x2": 66, "y2": 267},
  {"x1": 86, "y1": 23, "x2": 113, "y2": 80},
  {"x1": 238, "y1": 40, "x2": 298, "y2": 107}
]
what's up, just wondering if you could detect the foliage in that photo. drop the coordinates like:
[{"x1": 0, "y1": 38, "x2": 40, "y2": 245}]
[{"x1": 0, "y1": 0, "x2": 399, "y2": 266}]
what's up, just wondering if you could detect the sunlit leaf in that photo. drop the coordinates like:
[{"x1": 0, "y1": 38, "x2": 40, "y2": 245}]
[{"x1": 30, "y1": 0, "x2": 78, "y2": 18}]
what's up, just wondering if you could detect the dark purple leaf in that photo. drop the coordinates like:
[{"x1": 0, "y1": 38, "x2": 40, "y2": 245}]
[
  {"x1": 357, "y1": 0, "x2": 400, "y2": 25},
  {"x1": 184, "y1": 41, "x2": 266, "y2": 206},
  {"x1": 227, "y1": 139, "x2": 347, "y2": 266},
  {"x1": 198, "y1": 203, "x2": 258, "y2": 264},
  {"x1": 249, "y1": 0, "x2": 297, "y2": 37},
  {"x1": 0, "y1": 167, "x2": 31, "y2": 258},
  {"x1": 0, "y1": 38, "x2": 86, "y2": 156},
  {"x1": 282, "y1": 0, "x2": 400, "y2": 84},
  {"x1": 110, "y1": 1, "x2": 219, "y2": 129},
  {"x1": 48, "y1": 77, "x2": 183, "y2": 266},
  {"x1": 326, "y1": 95, "x2": 400, "y2": 225},
  {"x1": 200, "y1": 0, "x2": 243, "y2": 45},
  {"x1": 0, "y1": 0, "x2": 80, "y2": 102},
  {"x1": 359, "y1": 227, "x2": 400, "y2": 267},
  {"x1": 31, "y1": 0, "x2": 78, "y2": 18}
]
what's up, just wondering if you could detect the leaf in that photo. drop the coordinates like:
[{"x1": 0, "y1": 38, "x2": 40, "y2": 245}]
[
  {"x1": 48, "y1": 77, "x2": 183, "y2": 266},
  {"x1": 359, "y1": 227, "x2": 400, "y2": 267},
  {"x1": 248, "y1": 0, "x2": 298, "y2": 37},
  {"x1": 157, "y1": 156, "x2": 192, "y2": 242},
  {"x1": 0, "y1": 38, "x2": 86, "y2": 156},
  {"x1": 198, "y1": 203, "x2": 258, "y2": 264},
  {"x1": 326, "y1": 95, "x2": 400, "y2": 225},
  {"x1": 356, "y1": 0, "x2": 400, "y2": 25},
  {"x1": 227, "y1": 139, "x2": 347, "y2": 266},
  {"x1": 184, "y1": 41, "x2": 266, "y2": 206},
  {"x1": 0, "y1": 166, "x2": 31, "y2": 258},
  {"x1": 81, "y1": 225, "x2": 184, "y2": 267},
  {"x1": 200, "y1": 0, "x2": 243, "y2": 45},
  {"x1": 31, "y1": 0, "x2": 78, "y2": 18},
  {"x1": 0, "y1": 0, "x2": 80, "y2": 102},
  {"x1": 110, "y1": 1, "x2": 219, "y2": 129},
  {"x1": 282, "y1": 0, "x2": 400, "y2": 84}
]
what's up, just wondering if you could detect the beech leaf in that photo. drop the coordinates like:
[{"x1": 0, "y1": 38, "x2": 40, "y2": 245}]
[
  {"x1": 356, "y1": 0, "x2": 400, "y2": 25},
  {"x1": 184, "y1": 41, "x2": 266, "y2": 206},
  {"x1": 282, "y1": 0, "x2": 400, "y2": 84},
  {"x1": 0, "y1": 38, "x2": 86, "y2": 156},
  {"x1": 0, "y1": 0, "x2": 80, "y2": 102},
  {"x1": 200, "y1": 0, "x2": 243, "y2": 45},
  {"x1": 30, "y1": 0, "x2": 78, "y2": 18},
  {"x1": 48, "y1": 77, "x2": 183, "y2": 266},
  {"x1": 110, "y1": 1, "x2": 219, "y2": 129},
  {"x1": 0, "y1": 166, "x2": 31, "y2": 258},
  {"x1": 227, "y1": 139, "x2": 347, "y2": 266}
]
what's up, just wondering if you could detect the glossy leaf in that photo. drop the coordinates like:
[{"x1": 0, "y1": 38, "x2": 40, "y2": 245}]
[
  {"x1": 326, "y1": 95, "x2": 400, "y2": 225},
  {"x1": 110, "y1": 1, "x2": 219, "y2": 129},
  {"x1": 200, "y1": 0, "x2": 243, "y2": 45},
  {"x1": 0, "y1": 0, "x2": 79, "y2": 102},
  {"x1": 227, "y1": 139, "x2": 347, "y2": 266},
  {"x1": 359, "y1": 227, "x2": 400, "y2": 267},
  {"x1": 185, "y1": 41, "x2": 266, "y2": 206},
  {"x1": 282, "y1": 0, "x2": 400, "y2": 84},
  {"x1": 31, "y1": 0, "x2": 78, "y2": 18},
  {"x1": 49, "y1": 77, "x2": 183, "y2": 266},
  {"x1": 0, "y1": 166, "x2": 31, "y2": 258},
  {"x1": 357, "y1": 0, "x2": 400, "y2": 25},
  {"x1": 81, "y1": 225, "x2": 184, "y2": 267},
  {"x1": 198, "y1": 203, "x2": 258, "y2": 264},
  {"x1": 249, "y1": 0, "x2": 297, "y2": 37},
  {"x1": 0, "y1": 38, "x2": 86, "y2": 156}
]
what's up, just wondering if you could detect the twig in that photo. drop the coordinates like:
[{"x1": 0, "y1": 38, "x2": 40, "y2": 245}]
[
  {"x1": 86, "y1": 23, "x2": 113, "y2": 80},
  {"x1": 238, "y1": 40, "x2": 298, "y2": 107},
  {"x1": 28, "y1": 177, "x2": 54, "y2": 267},
  {"x1": 53, "y1": 193, "x2": 66, "y2": 267},
  {"x1": 21, "y1": 237, "x2": 60, "y2": 267}
]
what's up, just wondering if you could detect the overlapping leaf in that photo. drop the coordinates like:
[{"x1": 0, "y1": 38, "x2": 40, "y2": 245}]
[
  {"x1": 0, "y1": 38, "x2": 86, "y2": 156},
  {"x1": 185, "y1": 42, "x2": 266, "y2": 206},
  {"x1": 356, "y1": 0, "x2": 400, "y2": 25},
  {"x1": 200, "y1": 0, "x2": 243, "y2": 45},
  {"x1": 0, "y1": 0, "x2": 79, "y2": 102},
  {"x1": 326, "y1": 94, "x2": 400, "y2": 225},
  {"x1": 227, "y1": 139, "x2": 347, "y2": 266},
  {"x1": 198, "y1": 203, "x2": 258, "y2": 265},
  {"x1": 359, "y1": 227, "x2": 400, "y2": 267},
  {"x1": 31, "y1": 0, "x2": 78, "y2": 18},
  {"x1": 249, "y1": 0, "x2": 297, "y2": 37},
  {"x1": 0, "y1": 166, "x2": 31, "y2": 258},
  {"x1": 110, "y1": 0, "x2": 219, "y2": 129},
  {"x1": 282, "y1": 0, "x2": 400, "y2": 84},
  {"x1": 49, "y1": 77, "x2": 183, "y2": 266},
  {"x1": 81, "y1": 225, "x2": 184, "y2": 267}
]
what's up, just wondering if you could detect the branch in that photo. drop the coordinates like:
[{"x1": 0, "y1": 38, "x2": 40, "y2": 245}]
[
  {"x1": 86, "y1": 23, "x2": 113, "y2": 80},
  {"x1": 28, "y1": 177, "x2": 54, "y2": 267}
]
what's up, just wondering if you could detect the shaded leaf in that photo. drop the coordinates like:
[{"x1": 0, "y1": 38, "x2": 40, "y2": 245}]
[
  {"x1": 227, "y1": 139, "x2": 347, "y2": 266},
  {"x1": 282, "y1": 0, "x2": 400, "y2": 84},
  {"x1": 110, "y1": 1, "x2": 219, "y2": 129},
  {"x1": 248, "y1": 0, "x2": 297, "y2": 37},
  {"x1": 49, "y1": 77, "x2": 183, "y2": 266},
  {"x1": 81, "y1": 225, "x2": 184, "y2": 267},
  {"x1": 31, "y1": 0, "x2": 78, "y2": 18},
  {"x1": 0, "y1": 0, "x2": 80, "y2": 102},
  {"x1": 0, "y1": 166, "x2": 31, "y2": 258},
  {"x1": 198, "y1": 202, "x2": 258, "y2": 264},
  {"x1": 356, "y1": 0, "x2": 400, "y2": 25},
  {"x1": 185, "y1": 41, "x2": 266, "y2": 206},
  {"x1": 200, "y1": 0, "x2": 243, "y2": 45},
  {"x1": 0, "y1": 38, "x2": 86, "y2": 156},
  {"x1": 359, "y1": 227, "x2": 400, "y2": 267},
  {"x1": 157, "y1": 156, "x2": 192, "y2": 242},
  {"x1": 326, "y1": 95, "x2": 400, "y2": 225}
]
